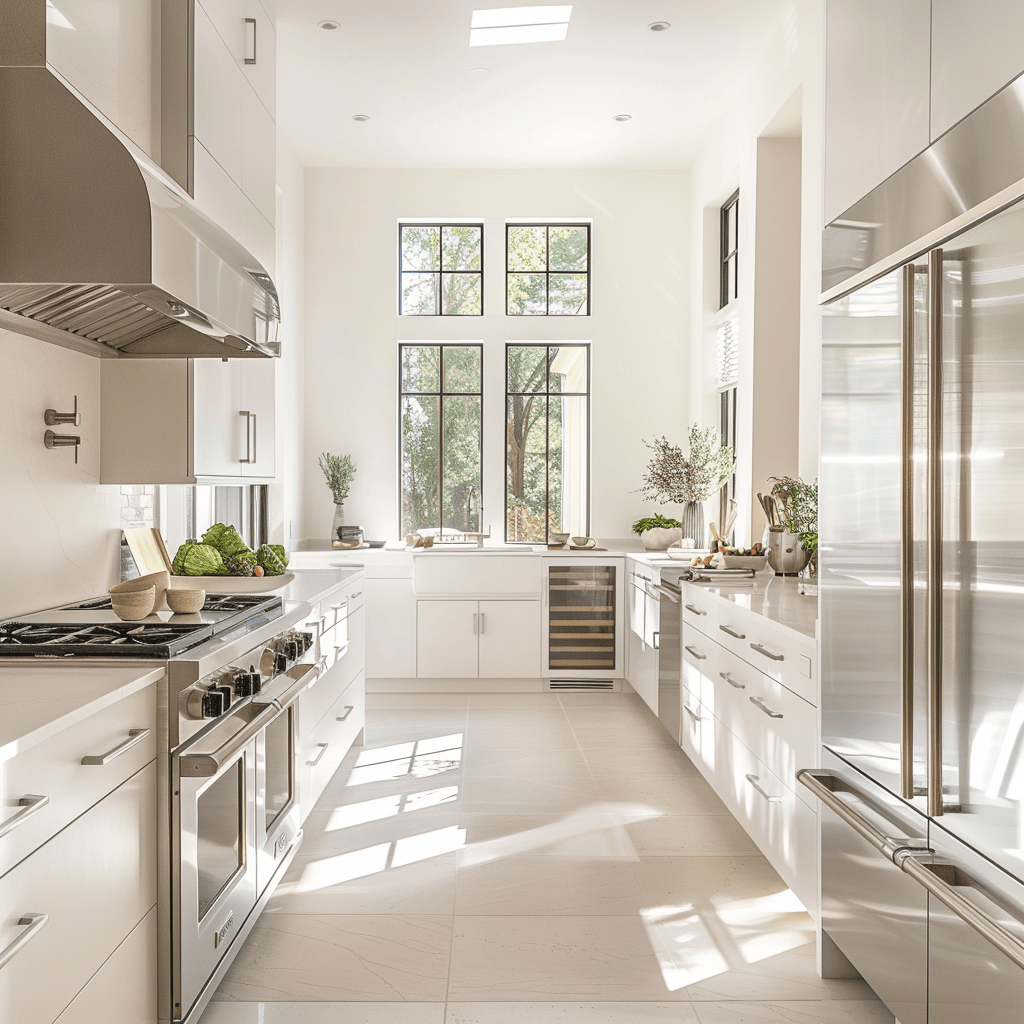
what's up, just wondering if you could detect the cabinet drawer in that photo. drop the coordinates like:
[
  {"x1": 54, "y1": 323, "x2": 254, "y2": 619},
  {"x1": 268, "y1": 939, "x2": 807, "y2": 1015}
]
[
  {"x1": 681, "y1": 630, "x2": 716, "y2": 710},
  {"x1": 299, "y1": 609, "x2": 364, "y2": 742},
  {"x1": 0, "y1": 683, "x2": 156, "y2": 878},
  {"x1": 300, "y1": 672, "x2": 365, "y2": 815},
  {"x1": 0, "y1": 763, "x2": 156, "y2": 1024},
  {"x1": 682, "y1": 589, "x2": 720, "y2": 631}
]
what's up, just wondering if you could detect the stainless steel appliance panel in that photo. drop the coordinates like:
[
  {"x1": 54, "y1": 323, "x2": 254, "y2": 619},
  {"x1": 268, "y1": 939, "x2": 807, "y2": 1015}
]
[
  {"x1": 656, "y1": 579, "x2": 681, "y2": 742},
  {"x1": 817, "y1": 750, "x2": 929, "y2": 1024},
  {"x1": 926, "y1": 826, "x2": 1024, "y2": 1023}
]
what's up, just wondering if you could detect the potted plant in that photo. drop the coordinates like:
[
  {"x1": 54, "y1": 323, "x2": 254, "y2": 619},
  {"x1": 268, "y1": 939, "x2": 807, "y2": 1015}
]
[
  {"x1": 767, "y1": 475, "x2": 817, "y2": 576},
  {"x1": 631, "y1": 513, "x2": 684, "y2": 551},
  {"x1": 637, "y1": 426, "x2": 735, "y2": 548},
  {"x1": 319, "y1": 452, "x2": 356, "y2": 539}
]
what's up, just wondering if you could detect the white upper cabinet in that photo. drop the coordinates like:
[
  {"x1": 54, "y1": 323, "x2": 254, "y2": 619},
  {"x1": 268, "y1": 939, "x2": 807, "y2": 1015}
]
[
  {"x1": 930, "y1": 0, "x2": 1024, "y2": 139},
  {"x1": 194, "y1": 2, "x2": 243, "y2": 187},
  {"x1": 823, "y1": 0, "x2": 931, "y2": 225},
  {"x1": 243, "y1": 0, "x2": 277, "y2": 117}
]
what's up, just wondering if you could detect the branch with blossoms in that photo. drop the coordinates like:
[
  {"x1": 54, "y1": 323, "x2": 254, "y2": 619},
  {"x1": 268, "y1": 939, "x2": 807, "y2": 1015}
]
[{"x1": 638, "y1": 425, "x2": 735, "y2": 505}]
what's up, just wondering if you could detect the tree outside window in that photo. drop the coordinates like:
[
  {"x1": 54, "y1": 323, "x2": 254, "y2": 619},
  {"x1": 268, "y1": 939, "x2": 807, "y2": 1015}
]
[
  {"x1": 507, "y1": 224, "x2": 590, "y2": 315},
  {"x1": 506, "y1": 344, "x2": 590, "y2": 543},
  {"x1": 399, "y1": 224, "x2": 483, "y2": 315}
]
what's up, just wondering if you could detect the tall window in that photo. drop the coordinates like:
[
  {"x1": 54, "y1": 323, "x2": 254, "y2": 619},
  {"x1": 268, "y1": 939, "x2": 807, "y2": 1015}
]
[
  {"x1": 506, "y1": 224, "x2": 590, "y2": 315},
  {"x1": 720, "y1": 190, "x2": 739, "y2": 309},
  {"x1": 399, "y1": 224, "x2": 483, "y2": 315},
  {"x1": 506, "y1": 344, "x2": 590, "y2": 543},
  {"x1": 399, "y1": 344, "x2": 483, "y2": 537},
  {"x1": 716, "y1": 316, "x2": 739, "y2": 536}
]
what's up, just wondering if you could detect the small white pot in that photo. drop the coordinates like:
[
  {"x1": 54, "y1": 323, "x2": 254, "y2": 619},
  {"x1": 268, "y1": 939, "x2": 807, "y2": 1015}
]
[{"x1": 640, "y1": 527, "x2": 683, "y2": 551}]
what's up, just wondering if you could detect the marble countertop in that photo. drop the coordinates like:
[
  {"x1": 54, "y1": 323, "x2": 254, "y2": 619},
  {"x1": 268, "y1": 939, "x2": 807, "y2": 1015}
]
[
  {"x1": 280, "y1": 567, "x2": 364, "y2": 606},
  {"x1": 0, "y1": 664, "x2": 164, "y2": 762},
  {"x1": 685, "y1": 575, "x2": 818, "y2": 640}
]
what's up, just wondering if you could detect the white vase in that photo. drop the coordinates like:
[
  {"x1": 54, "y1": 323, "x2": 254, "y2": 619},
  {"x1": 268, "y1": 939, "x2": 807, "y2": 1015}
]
[
  {"x1": 331, "y1": 503, "x2": 344, "y2": 540},
  {"x1": 680, "y1": 501, "x2": 704, "y2": 547},
  {"x1": 641, "y1": 527, "x2": 683, "y2": 551}
]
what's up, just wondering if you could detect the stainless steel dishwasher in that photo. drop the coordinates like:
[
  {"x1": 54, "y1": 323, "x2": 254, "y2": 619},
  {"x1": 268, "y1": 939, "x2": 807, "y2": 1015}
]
[{"x1": 653, "y1": 573, "x2": 682, "y2": 741}]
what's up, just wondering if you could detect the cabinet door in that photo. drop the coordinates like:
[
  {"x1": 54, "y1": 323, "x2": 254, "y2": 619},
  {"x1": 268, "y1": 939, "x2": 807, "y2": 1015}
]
[
  {"x1": 417, "y1": 601, "x2": 478, "y2": 678},
  {"x1": 242, "y1": 0, "x2": 277, "y2": 118},
  {"x1": 931, "y1": 0, "x2": 1024, "y2": 139},
  {"x1": 478, "y1": 600, "x2": 541, "y2": 678},
  {"x1": 365, "y1": 578, "x2": 417, "y2": 678},
  {"x1": 241, "y1": 82, "x2": 276, "y2": 224},
  {"x1": 193, "y1": 1, "x2": 243, "y2": 186},
  {"x1": 823, "y1": 0, "x2": 930, "y2": 224},
  {"x1": 191, "y1": 359, "x2": 242, "y2": 477},
  {"x1": 239, "y1": 358, "x2": 275, "y2": 478}
]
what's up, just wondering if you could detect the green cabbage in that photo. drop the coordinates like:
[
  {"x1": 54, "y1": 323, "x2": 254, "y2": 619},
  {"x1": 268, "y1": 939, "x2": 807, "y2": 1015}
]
[
  {"x1": 256, "y1": 544, "x2": 287, "y2": 576},
  {"x1": 201, "y1": 523, "x2": 251, "y2": 558},
  {"x1": 171, "y1": 540, "x2": 198, "y2": 576},
  {"x1": 172, "y1": 542, "x2": 228, "y2": 576},
  {"x1": 267, "y1": 544, "x2": 288, "y2": 568}
]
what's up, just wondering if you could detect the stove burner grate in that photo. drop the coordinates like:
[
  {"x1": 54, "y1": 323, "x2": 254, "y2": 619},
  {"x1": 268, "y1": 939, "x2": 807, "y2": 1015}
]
[{"x1": 0, "y1": 620, "x2": 214, "y2": 658}]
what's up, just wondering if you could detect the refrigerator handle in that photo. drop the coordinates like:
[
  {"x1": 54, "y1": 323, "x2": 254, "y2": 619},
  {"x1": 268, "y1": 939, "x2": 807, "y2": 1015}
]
[
  {"x1": 896, "y1": 852, "x2": 1024, "y2": 972},
  {"x1": 900, "y1": 263, "x2": 916, "y2": 801},
  {"x1": 797, "y1": 769, "x2": 924, "y2": 861},
  {"x1": 927, "y1": 248, "x2": 945, "y2": 817}
]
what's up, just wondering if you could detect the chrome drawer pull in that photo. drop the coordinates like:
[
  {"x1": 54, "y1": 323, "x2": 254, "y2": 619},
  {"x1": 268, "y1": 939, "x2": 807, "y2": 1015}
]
[
  {"x1": 746, "y1": 774, "x2": 783, "y2": 803},
  {"x1": 684, "y1": 603, "x2": 707, "y2": 616},
  {"x1": 750, "y1": 642, "x2": 784, "y2": 662},
  {"x1": 349, "y1": 590, "x2": 362, "y2": 599},
  {"x1": 305, "y1": 613, "x2": 327, "y2": 632},
  {"x1": 81, "y1": 728, "x2": 150, "y2": 765},
  {"x1": 652, "y1": 630, "x2": 660, "y2": 650},
  {"x1": 0, "y1": 795, "x2": 49, "y2": 840},
  {"x1": 720, "y1": 671, "x2": 745, "y2": 689},
  {"x1": 0, "y1": 913, "x2": 48, "y2": 970},
  {"x1": 335, "y1": 644, "x2": 349, "y2": 661},
  {"x1": 684, "y1": 645, "x2": 707, "y2": 661},
  {"x1": 307, "y1": 742, "x2": 329, "y2": 767},
  {"x1": 683, "y1": 705, "x2": 704, "y2": 723},
  {"x1": 720, "y1": 625, "x2": 746, "y2": 639},
  {"x1": 750, "y1": 696, "x2": 783, "y2": 719},
  {"x1": 337, "y1": 705, "x2": 355, "y2": 722}
]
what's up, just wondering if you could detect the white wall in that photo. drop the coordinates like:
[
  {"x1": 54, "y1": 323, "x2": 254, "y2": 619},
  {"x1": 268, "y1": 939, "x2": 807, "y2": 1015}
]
[
  {"x1": 0, "y1": 329, "x2": 122, "y2": 619},
  {"x1": 301, "y1": 168, "x2": 690, "y2": 543}
]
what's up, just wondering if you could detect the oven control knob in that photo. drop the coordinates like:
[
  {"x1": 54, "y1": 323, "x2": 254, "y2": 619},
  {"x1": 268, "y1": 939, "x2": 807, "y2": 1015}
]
[
  {"x1": 214, "y1": 684, "x2": 234, "y2": 709},
  {"x1": 274, "y1": 651, "x2": 288, "y2": 673},
  {"x1": 191, "y1": 688, "x2": 225, "y2": 718},
  {"x1": 284, "y1": 639, "x2": 300, "y2": 661},
  {"x1": 299, "y1": 631, "x2": 314, "y2": 654},
  {"x1": 234, "y1": 670, "x2": 261, "y2": 697}
]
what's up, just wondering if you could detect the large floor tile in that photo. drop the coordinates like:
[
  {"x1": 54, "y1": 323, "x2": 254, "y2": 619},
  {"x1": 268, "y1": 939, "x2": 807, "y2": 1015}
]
[
  {"x1": 455, "y1": 855, "x2": 647, "y2": 915},
  {"x1": 583, "y1": 745, "x2": 700, "y2": 776},
  {"x1": 462, "y1": 744, "x2": 590, "y2": 776},
  {"x1": 626, "y1": 815, "x2": 761, "y2": 856},
  {"x1": 459, "y1": 774, "x2": 600, "y2": 814},
  {"x1": 467, "y1": 708, "x2": 572, "y2": 730},
  {"x1": 367, "y1": 692, "x2": 471, "y2": 709},
  {"x1": 446, "y1": 1002, "x2": 700, "y2": 1023},
  {"x1": 468, "y1": 692, "x2": 564, "y2": 708},
  {"x1": 199, "y1": 1002, "x2": 447, "y2": 1023},
  {"x1": 557, "y1": 692, "x2": 648, "y2": 708},
  {"x1": 692, "y1": 1001, "x2": 895, "y2": 1023},
  {"x1": 212, "y1": 915, "x2": 452, "y2": 1002},
  {"x1": 464, "y1": 724, "x2": 579, "y2": 750},
  {"x1": 595, "y1": 774, "x2": 730, "y2": 815}
]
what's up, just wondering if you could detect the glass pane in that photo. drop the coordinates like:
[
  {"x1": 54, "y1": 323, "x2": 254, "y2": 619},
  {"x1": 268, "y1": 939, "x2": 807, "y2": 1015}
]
[
  {"x1": 400, "y1": 345, "x2": 441, "y2": 394},
  {"x1": 401, "y1": 225, "x2": 440, "y2": 271},
  {"x1": 196, "y1": 763, "x2": 243, "y2": 919},
  {"x1": 441, "y1": 226, "x2": 482, "y2": 271},
  {"x1": 443, "y1": 346, "x2": 482, "y2": 393},
  {"x1": 729, "y1": 203, "x2": 738, "y2": 252},
  {"x1": 401, "y1": 395, "x2": 440, "y2": 534},
  {"x1": 401, "y1": 272, "x2": 439, "y2": 315},
  {"x1": 548, "y1": 226, "x2": 588, "y2": 271},
  {"x1": 548, "y1": 345, "x2": 588, "y2": 393},
  {"x1": 549, "y1": 395, "x2": 589, "y2": 538},
  {"x1": 441, "y1": 273, "x2": 482, "y2": 315},
  {"x1": 506, "y1": 395, "x2": 548, "y2": 543},
  {"x1": 507, "y1": 226, "x2": 546, "y2": 271},
  {"x1": 507, "y1": 345, "x2": 547, "y2": 394},
  {"x1": 507, "y1": 273, "x2": 547, "y2": 315},
  {"x1": 442, "y1": 395, "x2": 482, "y2": 534},
  {"x1": 265, "y1": 709, "x2": 292, "y2": 830},
  {"x1": 548, "y1": 273, "x2": 588, "y2": 315}
]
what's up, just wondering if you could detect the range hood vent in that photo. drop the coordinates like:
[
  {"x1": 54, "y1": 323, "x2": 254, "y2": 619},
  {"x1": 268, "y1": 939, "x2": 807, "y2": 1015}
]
[{"x1": 0, "y1": 51, "x2": 279, "y2": 358}]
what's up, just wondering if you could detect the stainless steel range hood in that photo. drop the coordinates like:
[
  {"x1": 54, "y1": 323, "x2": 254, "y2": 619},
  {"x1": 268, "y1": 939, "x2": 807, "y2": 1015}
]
[{"x1": 0, "y1": 20, "x2": 280, "y2": 359}]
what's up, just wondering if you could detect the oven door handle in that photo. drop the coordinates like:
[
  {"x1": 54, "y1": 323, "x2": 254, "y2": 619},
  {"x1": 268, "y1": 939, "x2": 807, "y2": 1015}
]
[{"x1": 266, "y1": 663, "x2": 320, "y2": 711}]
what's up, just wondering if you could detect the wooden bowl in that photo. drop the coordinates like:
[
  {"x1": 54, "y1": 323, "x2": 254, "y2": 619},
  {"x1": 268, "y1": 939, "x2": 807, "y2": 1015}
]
[
  {"x1": 111, "y1": 570, "x2": 169, "y2": 610},
  {"x1": 110, "y1": 586, "x2": 156, "y2": 621},
  {"x1": 167, "y1": 588, "x2": 206, "y2": 614},
  {"x1": 721, "y1": 554, "x2": 768, "y2": 571}
]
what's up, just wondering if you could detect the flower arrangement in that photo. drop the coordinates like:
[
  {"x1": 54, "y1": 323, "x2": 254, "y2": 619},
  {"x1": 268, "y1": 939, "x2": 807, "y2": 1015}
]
[
  {"x1": 638, "y1": 425, "x2": 735, "y2": 505},
  {"x1": 769, "y1": 476, "x2": 818, "y2": 552},
  {"x1": 319, "y1": 452, "x2": 356, "y2": 505}
]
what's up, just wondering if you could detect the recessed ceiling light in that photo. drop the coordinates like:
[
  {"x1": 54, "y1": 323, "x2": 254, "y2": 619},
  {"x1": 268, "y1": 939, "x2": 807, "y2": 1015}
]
[
  {"x1": 351, "y1": 114, "x2": 370, "y2": 122},
  {"x1": 613, "y1": 114, "x2": 632, "y2": 122},
  {"x1": 318, "y1": 19, "x2": 340, "y2": 30},
  {"x1": 470, "y1": 6, "x2": 572, "y2": 46},
  {"x1": 648, "y1": 21, "x2": 671, "y2": 31}
]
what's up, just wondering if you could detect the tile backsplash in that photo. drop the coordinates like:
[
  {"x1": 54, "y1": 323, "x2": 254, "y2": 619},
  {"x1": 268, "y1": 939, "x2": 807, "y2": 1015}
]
[{"x1": 0, "y1": 328, "x2": 123, "y2": 618}]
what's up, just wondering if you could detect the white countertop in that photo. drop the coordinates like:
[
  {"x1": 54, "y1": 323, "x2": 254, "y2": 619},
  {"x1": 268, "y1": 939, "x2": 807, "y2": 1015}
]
[
  {"x1": 686, "y1": 575, "x2": 817, "y2": 640},
  {"x1": 279, "y1": 567, "x2": 364, "y2": 606},
  {"x1": 0, "y1": 664, "x2": 164, "y2": 762}
]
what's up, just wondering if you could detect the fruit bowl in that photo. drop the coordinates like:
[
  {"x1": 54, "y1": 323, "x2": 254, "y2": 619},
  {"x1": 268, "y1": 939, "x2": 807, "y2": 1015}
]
[
  {"x1": 721, "y1": 554, "x2": 767, "y2": 571},
  {"x1": 169, "y1": 572, "x2": 295, "y2": 594}
]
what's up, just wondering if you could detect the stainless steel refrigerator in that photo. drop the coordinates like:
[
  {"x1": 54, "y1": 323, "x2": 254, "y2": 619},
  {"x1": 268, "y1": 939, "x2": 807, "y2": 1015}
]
[{"x1": 801, "y1": 78, "x2": 1024, "y2": 1024}]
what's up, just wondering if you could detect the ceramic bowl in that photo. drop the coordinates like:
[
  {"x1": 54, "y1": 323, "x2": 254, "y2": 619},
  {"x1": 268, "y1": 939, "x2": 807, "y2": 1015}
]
[
  {"x1": 722, "y1": 554, "x2": 768, "y2": 571},
  {"x1": 549, "y1": 532, "x2": 570, "y2": 546},
  {"x1": 111, "y1": 570, "x2": 169, "y2": 610},
  {"x1": 167, "y1": 588, "x2": 206, "y2": 614},
  {"x1": 110, "y1": 586, "x2": 156, "y2": 621}
]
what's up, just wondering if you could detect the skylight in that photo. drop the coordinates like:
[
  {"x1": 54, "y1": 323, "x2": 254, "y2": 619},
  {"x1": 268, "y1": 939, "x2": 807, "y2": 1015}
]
[{"x1": 470, "y1": 5, "x2": 572, "y2": 47}]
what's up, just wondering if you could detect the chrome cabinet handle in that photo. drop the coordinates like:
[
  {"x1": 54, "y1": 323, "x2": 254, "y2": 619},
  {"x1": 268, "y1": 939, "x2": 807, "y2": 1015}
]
[
  {"x1": 652, "y1": 630, "x2": 660, "y2": 650},
  {"x1": 479, "y1": 612, "x2": 486, "y2": 634},
  {"x1": 750, "y1": 642, "x2": 784, "y2": 662},
  {"x1": 652, "y1": 583, "x2": 680, "y2": 603},
  {"x1": 683, "y1": 705, "x2": 703, "y2": 723},
  {"x1": 250, "y1": 413, "x2": 257, "y2": 465},
  {"x1": 238, "y1": 410, "x2": 252, "y2": 463},
  {"x1": 0, "y1": 795, "x2": 49, "y2": 840},
  {"x1": 746, "y1": 774, "x2": 782, "y2": 803},
  {"x1": 720, "y1": 671, "x2": 745, "y2": 689},
  {"x1": 684, "y1": 603, "x2": 707, "y2": 616},
  {"x1": 900, "y1": 262, "x2": 917, "y2": 801},
  {"x1": 684, "y1": 644, "x2": 706, "y2": 661},
  {"x1": 749, "y1": 696, "x2": 783, "y2": 719},
  {"x1": 472, "y1": 612, "x2": 478, "y2": 635},
  {"x1": 897, "y1": 852, "x2": 1024, "y2": 972},
  {"x1": 81, "y1": 728, "x2": 150, "y2": 765},
  {"x1": 0, "y1": 913, "x2": 48, "y2": 970},
  {"x1": 334, "y1": 643, "x2": 349, "y2": 661},
  {"x1": 306, "y1": 742, "x2": 329, "y2": 767},
  {"x1": 337, "y1": 705, "x2": 354, "y2": 722},
  {"x1": 720, "y1": 625, "x2": 746, "y2": 639},
  {"x1": 305, "y1": 613, "x2": 327, "y2": 633},
  {"x1": 244, "y1": 16, "x2": 257, "y2": 64},
  {"x1": 349, "y1": 590, "x2": 362, "y2": 599}
]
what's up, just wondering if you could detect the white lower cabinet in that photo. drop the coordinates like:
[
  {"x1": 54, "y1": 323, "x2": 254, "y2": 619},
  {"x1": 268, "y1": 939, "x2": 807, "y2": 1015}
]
[
  {"x1": 365, "y1": 577, "x2": 417, "y2": 679},
  {"x1": 478, "y1": 601, "x2": 541, "y2": 678}
]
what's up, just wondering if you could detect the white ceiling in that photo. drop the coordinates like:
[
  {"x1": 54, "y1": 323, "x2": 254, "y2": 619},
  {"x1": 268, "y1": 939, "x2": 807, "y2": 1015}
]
[{"x1": 274, "y1": 0, "x2": 796, "y2": 169}]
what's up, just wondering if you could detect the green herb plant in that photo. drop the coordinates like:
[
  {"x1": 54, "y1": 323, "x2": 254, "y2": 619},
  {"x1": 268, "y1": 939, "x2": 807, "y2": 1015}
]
[
  {"x1": 319, "y1": 452, "x2": 356, "y2": 505},
  {"x1": 769, "y1": 476, "x2": 818, "y2": 552},
  {"x1": 631, "y1": 514, "x2": 683, "y2": 536}
]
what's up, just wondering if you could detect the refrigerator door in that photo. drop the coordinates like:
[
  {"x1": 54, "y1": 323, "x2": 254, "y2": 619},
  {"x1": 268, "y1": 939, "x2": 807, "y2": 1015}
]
[
  {"x1": 931, "y1": 198, "x2": 1024, "y2": 884},
  {"x1": 820, "y1": 268, "x2": 929, "y2": 795},
  {"x1": 925, "y1": 826, "x2": 1024, "y2": 1023}
]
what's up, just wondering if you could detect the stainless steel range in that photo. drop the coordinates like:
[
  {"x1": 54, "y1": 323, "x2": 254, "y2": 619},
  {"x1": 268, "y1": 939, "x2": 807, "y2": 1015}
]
[{"x1": 1, "y1": 590, "x2": 321, "y2": 1024}]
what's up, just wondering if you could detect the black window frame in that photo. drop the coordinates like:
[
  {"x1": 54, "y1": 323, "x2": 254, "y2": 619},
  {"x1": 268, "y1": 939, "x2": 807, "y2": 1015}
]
[
  {"x1": 504, "y1": 342, "x2": 591, "y2": 544},
  {"x1": 398, "y1": 223, "x2": 484, "y2": 316},
  {"x1": 505, "y1": 223, "x2": 591, "y2": 316},
  {"x1": 398, "y1": 343, "x2": 484, "y2": 538},
  {"x1": 720, "y1": 190, "x2": 739, "y2": 310}
]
